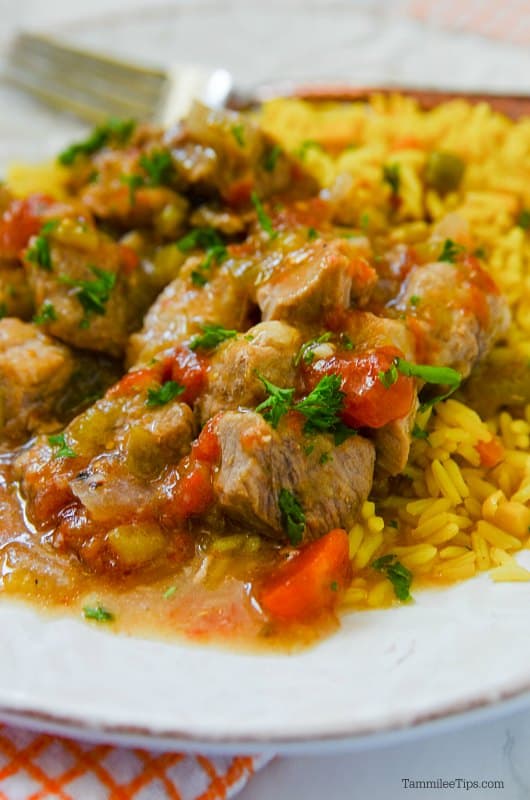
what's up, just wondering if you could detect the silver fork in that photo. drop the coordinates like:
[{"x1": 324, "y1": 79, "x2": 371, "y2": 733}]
[{"x1": 4, "y1": 32, "x2": 237, "y2": 126}]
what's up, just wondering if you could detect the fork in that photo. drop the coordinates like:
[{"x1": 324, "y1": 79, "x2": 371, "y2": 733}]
[
  {"x1": 4, "y1": 32, "x2": 237, "y2": 126},
  {"x1": 5, "y1": 32, "x2": 530, "y2": 127}
]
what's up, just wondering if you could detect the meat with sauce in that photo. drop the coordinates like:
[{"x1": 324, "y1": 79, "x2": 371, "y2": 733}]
[
  {"x1": 256, "y1": 238, "x2": 377, "y2": 323},
  {"x1": 394, "y1": 259, "x2": 510, "y2": 378},
  {"x1": 213, "y1": 410, "x2": 375, "y2": 542},
  {"x1": 196, "y1": 321, "x2": 302, "y2": 423},
  {"x1": 0, "y1": 318, "x2": 75, "y2": 444}
]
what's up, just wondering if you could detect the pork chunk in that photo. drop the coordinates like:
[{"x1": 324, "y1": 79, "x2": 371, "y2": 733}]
[
  {"x1": 256, "y1": 239, "x2": 376, "y2": 323},
  {"x1": 24, "y1": 221, "x2": 131, "y2": 356},
  {"x1": 213, "y1": 411, "x2": 375, "y2": 542},
  {"x1": 395, "y1": 261, "x2": 510, "y2": 377},
  {"x1": 128, "y1": 263, "x2": 251, "y2": 365},
  {"x1": 0, "y1": 319, "x2": 74, "y2": 444},
  {"x1": 196, "y1": 321, "x2": 302, "y2": 423}
]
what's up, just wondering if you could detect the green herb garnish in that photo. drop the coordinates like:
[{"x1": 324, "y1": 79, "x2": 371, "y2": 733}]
[
  {"x1": 278, "y1": 488, "x2": 305, "y2": 546},
  {"x1": 438, "y1": 238, "x2": 465, "y2": 263},
  {"x1": 517, "y1": 209, "x2": 530, "y2": 230},
  {"x1": 146, "y1": 380, "x2": 185, "y2": 407},
  {"x1": 383, "y1": 163, "x2": 400, "y2": 195},
  {"x1": 231, "y1": 124, "x2": 245, "y2": 147},
  {"x1": 412, "y1": 424, "x2": 429, "y2": 440},
  {"x1": 33, "y1": 302, "x2": 57, "y2": 325},
  {"x1": 372, "y1": 554, "x2": 412, "y2": 602},
  {"x1": 60, "y1": 266, "x2": 116, "y2": 320},
  {"x1": 0, "y1": 303, "x2": 7, "y2": 320},
  {"x1": 255, "y1": 373, "x2": 295, "y2": 429},
  {"x1": 294, "y1": 332, "x2": 333, "y2": 366},
  {"x1": 120, "y1": 173, "x2": 144, "y2": 206},
  {"x1": 379, "y1": 357, "x2": 461, "y2": 410},
  {"x1": 26, "y1": 234, "x2": 52, "y2": 271},
  {"x1": 48, "y1": 433, "x2": 77, "y2": 458},
  {"x1": 339, "y1": 333, "x2": 354, "y2": 351},
  {"x1": 294, "y1": 374, "x2": 345, "y2": 435},
  {"x1": 307, "y1": 227, "x2": 318, "y2": 241},
  {"x1": 163, "y1": 585, "x2": 177, "y2": 599},
  {"x1": 263, "y1": 143, "x2": 282, "y2": 172},
  {"x1": 83, "y1": 605, "x2": 114, "y2": 623},
  {"x1": 58, "y1": 118, "x2": 135, "y2": 165},
  {"x1": 295, "y1": 140, "x2": 323, "y2": 161},
  {"x1": 138, "y1": 150, "x2": 174, "y2": 185},
  {"x1": 251, "y1": 191, "x2": 277, "y2": 239},
  {"x1": 177, "y1": 228, "x2": 227, "y2": 287},
  {"x1": 409, "y1": 294, "x2": 421, "y2": 307},
  {"x1": 189, "y1": 323, "x2": 238, "y2": 351}
]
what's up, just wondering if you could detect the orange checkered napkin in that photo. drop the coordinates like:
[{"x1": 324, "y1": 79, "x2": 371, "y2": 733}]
[
  {"x1": 0, "y1": 724, "x2": 272, "y2": 800},
  {"x1": 408, "y1": 0, "x2": 530, "y2": 46}
]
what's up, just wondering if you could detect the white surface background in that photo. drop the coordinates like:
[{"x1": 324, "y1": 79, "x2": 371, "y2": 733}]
[{"x1": 1, "y1": 1, "x2": 530, "y2": 797}]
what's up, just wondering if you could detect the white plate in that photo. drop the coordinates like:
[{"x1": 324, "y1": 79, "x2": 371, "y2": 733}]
[
  {"x1": 3, "y1": 565, "x2": 530, "y2": 754},
  {"x1": 2, "y1": 0, "x2": 530, "y2": 755}
]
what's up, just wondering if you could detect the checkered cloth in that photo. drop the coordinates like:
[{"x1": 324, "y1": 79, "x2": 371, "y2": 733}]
[{"x1": 0, "y1": 725, "x2": 270, "y2": 799}]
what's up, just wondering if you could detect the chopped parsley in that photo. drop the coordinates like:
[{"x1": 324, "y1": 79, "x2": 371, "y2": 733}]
[
  {"x1": 412, "y1": 424, "x2": 429, "y2": 440},
  {"x1": 145, "y1": 380, "x2": 185, "y2": 407},
  {"x1": 294, "y1": 375, "x2": 346, "y2": 436},
  {"x1": 473, "y1": 246, "x2": 487, "y2": 259},
  {"x1": 383, "y1": 163, "x2": 400, "y2": 195},
  {"x1": 319, "y1": 451, "x2": 332, "y2": 465},
  {"x1": 263, "y1": 143, "x2": 282, "y2": 172},
  {"x1": 388, "y1": 519, "x2": 399, "y2": 529},
  {"x1": 189, "y1": 323, "x2": 238, "y2": 351},
  {"x1": 371, "y1": 554, "x2": 412, "y2": 602},
  {"x1": 163, "y1": 585, "x2": 177, "y2": 599},
  {"x1": 251, "y1": 191, "x2": 277, "y2": 239},
  {"x1": 138, "y1": 150, "x2": 174, "y2": 185},
  {"x1": 26, "y1": 233, "x2": 52, "y2": 271},
  {"x1": 33, "y1": 301, "x2": 57, "y2": 325},
  {"x1": 60, "y1": 266, "x2": 116, "y2": 322},
  {"x1": 83, "y1": 605, "x2": 114, "y2": 623},
  {"x1": 307, "y1": 227, "x2": 319, "y2": 241},
  {"x1": 294, "y1": 332, "x2": 333, "y2": 366},
  {"x1": 278, "y1": 488, "x2": 305, "y2": 546},
  {"x1": 255, "y1": 373, "x2": 295, "y2": 429},
  {"x1": 359, "y1": 211, "x2": 370, "y2": 230},
  {"x1": 339, "y1": 333, "x2": 354, "y2": 351},
  {"x1": 230, "y1": 124, "x2": 245, "y2": 147},
  {"x1": 58, "y1": 118, "x2": 135, "y2": 165},
  {"x1": 121, "y1": 173, "x2": 144, "y2": 206},
  {"x1": 330, "y1": 580, "x2": 339, "y2": 592},
  {"x1": 517, "y1": 208, "x2": 530, "y2": 230},
  {"x1": 409, "y1": 294, "x2": 421, "y2": 307},
  {"x1": 0, "y1": 303, "x2": 7, "y2": 320},
  {"x1": 295, "y1": 139, "x2": 323, "y2": 161},
  {"x1": 379, "y1": 357, "x2": 461, "y2": 410},
  {"x1": 48, "y1": 433, "x2": 77, "y2": 458},
  {"x1": 177, "y1": 228, "x2": 227, "y2": 287},
  {"x1": 438, "y1": 238, "x2": 465, "y2": 263}
]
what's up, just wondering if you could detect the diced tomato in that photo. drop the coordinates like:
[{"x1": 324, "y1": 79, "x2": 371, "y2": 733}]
[
  {"x1": 260, "y1": 528, "x2": 352, "y2": 623},
  {"x1": 119, "y1": 243, "x2": 140, "y2": 275},
  {"x1": 174, "y1": 461, "x2": 215, "y2": 518},
  {"x1": 0, "y1": 195, "x2": 53, "y2": 259},
  {"x1": 476, "y1": 437, "x2": 505, "y2": 468},
  {"x1": 162, "y1": 346, "x2": 207, "y2": 405},
  {"x1": 306, "y1": 345, "x2": 415, "y2": 429},
  {"x1": 192, "y1": 418, "x2": 221, "y2": 464},
  {"x1": 223, "y1": 177, "x2": 253, "y2": 207},
  {"x1": 106, "y1": 365, "x2": 162, "y2": 398}
]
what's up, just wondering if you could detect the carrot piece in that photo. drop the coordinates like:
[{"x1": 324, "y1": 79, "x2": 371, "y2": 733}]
[
  {"x1": 476, "y1": 437, "x2": 505, "y2": 468},
  {"x1": 260, "y1": 528, "x2": 352, "y2": 623}
]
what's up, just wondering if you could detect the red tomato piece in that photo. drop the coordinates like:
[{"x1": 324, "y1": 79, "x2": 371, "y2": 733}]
[
  {"x1": 162, "y1": 347, "x2": 207, "y2": 406},
  {"x1": 0, "y1": 195, "x2": 52, "y2": 259},
  {"x1": 260, "y1": 528, "x2": 352, "y2": 623},
  {"x1": 307, "y1": 346, "x2": 415, "y2": 429}
]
